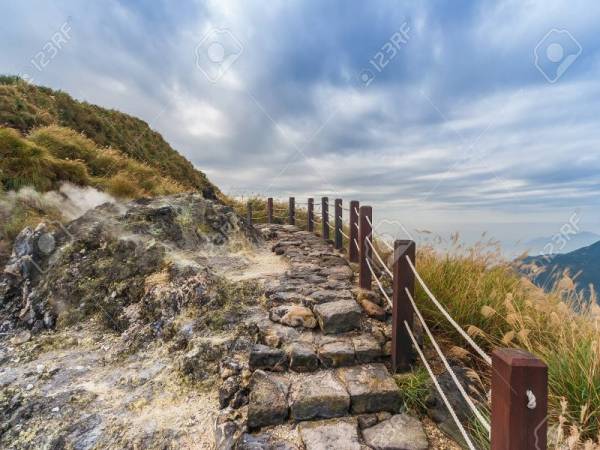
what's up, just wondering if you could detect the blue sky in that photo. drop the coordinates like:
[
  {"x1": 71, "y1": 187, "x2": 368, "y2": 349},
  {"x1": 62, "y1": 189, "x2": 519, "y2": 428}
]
[{"x1": 3, "y1": 0, "x2": 600, "y2": 247}]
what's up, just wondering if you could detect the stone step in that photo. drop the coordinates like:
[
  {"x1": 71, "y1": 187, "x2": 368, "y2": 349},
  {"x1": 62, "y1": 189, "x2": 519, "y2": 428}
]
[
  {"x1": 246, "y1": 364, "x2": 401, "y2": 430},
  {"x1": 313, "y1": 299, "x2": 362, "y2": 334},
  {"x1": 248, "y1": 330, "x2": 385, "y2": 372}
]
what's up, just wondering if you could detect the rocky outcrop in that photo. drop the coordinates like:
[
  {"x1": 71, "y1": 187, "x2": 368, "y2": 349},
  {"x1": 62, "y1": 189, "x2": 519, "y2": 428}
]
[{"x1": 0, "y1": 193, "x2": 260, "y2": 334}]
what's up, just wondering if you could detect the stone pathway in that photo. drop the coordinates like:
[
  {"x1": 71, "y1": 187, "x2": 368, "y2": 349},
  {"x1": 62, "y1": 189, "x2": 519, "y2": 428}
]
[{"x1": 215, "y1": 224, "x2": 430, "y2": 450}]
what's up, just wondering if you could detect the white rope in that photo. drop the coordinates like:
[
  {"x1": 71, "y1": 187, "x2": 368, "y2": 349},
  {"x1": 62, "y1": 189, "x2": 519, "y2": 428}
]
[
  {"x1": 405, "y1": 288, "x2": 491, "y2": 436},
  {"x1": 380, "y1": 239, "x2": 394, "y2": 252},
  {"x1": 405, "y1": 256, "x2": 492, "y2": 366},
  {"x1": 365, "y1": 237, "x2": 393, "y2": 278},
  {"x1": 353, "y1": 238, "x2": 360, "y2": 252},
  {"x1": 365, "y1": 258, "x2": 392, "y2": 308},
  {"x1": 353, "y1": 222, "x2": 359, "y2": 231},
  {"x1": 340, "y1": 230, "x2": 349, "y2": 239},
  {"x1": 404, "y1": 322, "x2": 477, "y2": 450},
  {"x1": 365, "y1": 215, "x2": 372, "y2": 226},
  {"x1": 327, "y1": 221, "x2": 335, "y2": 230},
  {"x1": 354, "y1": 207, "x2": 359, "y2": 216}
]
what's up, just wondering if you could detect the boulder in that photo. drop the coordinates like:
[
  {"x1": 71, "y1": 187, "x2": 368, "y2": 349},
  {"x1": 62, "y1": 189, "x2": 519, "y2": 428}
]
[
  {"x1": 249, "y1": 344, "x2": 288, "y2": 371},
  {"x1": 359, "y1": 298, "x2": 386, "y2": 321},
  {"x1": 337, "y1": 364, "x2": 401, "y2": 414},
  {"x1": 270, "y1": 305, "x2": 317, "y2": 328},
  {"x1": 318, "y1": 339, "x2": 355, "y2": 368},
  {"x1": 289, "y1": 371, "x2": 350, "y2": 421},
  {"x1": 247, "y1": 370, "x2": 290, "y2": 429},
  {"x1": 352, "y1": 334, "x2": 382, "y2": 363},
  {"x1": 299, "y1": 419, "x2": 361, "y2": 450},
  {"x1": 362, "y1": 414, "x2": 428, "y2": 450},
  {"x1": 313, "y1": 300, "x2": 362, "y2": 334},
  {"x1": 287, "y1": 342, "x2": 319, "y2": 372}
]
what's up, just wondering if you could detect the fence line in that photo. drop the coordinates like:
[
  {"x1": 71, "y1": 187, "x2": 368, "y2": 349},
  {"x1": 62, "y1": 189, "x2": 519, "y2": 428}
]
[{"x1": 251, "y1": 196, "x2": 548, "y2": 450}]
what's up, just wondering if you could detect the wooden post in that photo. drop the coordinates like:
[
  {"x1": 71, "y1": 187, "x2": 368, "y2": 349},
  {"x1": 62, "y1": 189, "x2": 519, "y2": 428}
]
[
  {"x1": 267, "y1": 198, "x2": 273, "y2": 224},
  {"x1": 307, "y1": 198, "x2": 314, "y2": 232},
  {"x1": 349, "y1": 200, "x2": 359, "y2": 263},
  {"x1": 391, "y1": 240, "x2": 416, "y2": 373},
  {"x1": 247, "y1": 201, "x2": 253, "y2": 225},
  {"x1": 491, "y1": 349, "x2": 548, "y2": 450},
  {"x1": 358, "y1": 205, "x2": 372, "y2": 289},
  {"x1": 289, "y1": 197, "x2": 295, "y2": 225},
  {"x1": 322, "y1": 197, "x2": 329, "y2": 240},
  {"x1": 334, "y1": 199, "x2": 343, "y2": 250}
]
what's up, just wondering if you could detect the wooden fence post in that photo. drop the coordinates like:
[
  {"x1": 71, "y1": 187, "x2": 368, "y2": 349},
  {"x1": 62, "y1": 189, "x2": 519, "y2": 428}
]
[
  {"x1": 267, "y1": 198, "x2": 273, "y2": 224},
  {"x1": 322, "y1": 197, "x2": 329, "y2": 240},
  {"x1": 307, "y1": 198, "x2": 314, "y2": 232},
  {"x1": 247, "y1": 201, "x2": 253, "y2": 225},
  {"x1": 349, "y1": 200, "x2": 360, "y2": 263},
  {"x1": 289, "y1": 197, "x2": 295, "y2": 225},
  {"x1": 491, "y1": 349, "x2": 548, "y2": 450},
  {"x1": 358, "y1": 205, "x2": 372, "y2": 290},
  {"x1": 334, "y1": 198, "x2": 342, "y2": 250},
  {"x1": 392, "y1": 240, "x2": 416, "y2": 373}
]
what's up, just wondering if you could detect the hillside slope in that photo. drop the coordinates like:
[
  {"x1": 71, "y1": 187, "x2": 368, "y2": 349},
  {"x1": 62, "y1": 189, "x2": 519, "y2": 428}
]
[{"x1": 0, "y1": 76, "x2": 218, "y2": 199}]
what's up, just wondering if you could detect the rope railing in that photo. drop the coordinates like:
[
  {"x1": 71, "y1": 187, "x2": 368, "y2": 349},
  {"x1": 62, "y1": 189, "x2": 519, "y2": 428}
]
[
  {"x1": 365, "y1": 257, "x2": 392, "y2": 308},
  {"x1": 404, "y1": 322, "x2": 477, "y2": 450},
  {"x1": 405, "y1": 287, "x2": 491, "y2": 435},
  {"x1": 365, "y1": 237, "x2": 393, "y2": 278},
  {"x1": 247, "y1": 196, "x2": 548, "y2": 450},
  {"x1": 404, "y1": 255, "x2": 492, "y2": 366}
]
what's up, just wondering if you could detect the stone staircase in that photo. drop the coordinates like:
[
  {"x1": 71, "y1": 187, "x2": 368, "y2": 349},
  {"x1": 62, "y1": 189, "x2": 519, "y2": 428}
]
[{"x1": 215, "y1": 224, "x2": 430, "y2": 450}]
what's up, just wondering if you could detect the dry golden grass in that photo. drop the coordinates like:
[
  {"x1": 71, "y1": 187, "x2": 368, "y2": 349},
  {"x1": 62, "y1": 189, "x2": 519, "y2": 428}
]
[{"x1": 413, "y1": 239, "x2": 600, "y2": 448}]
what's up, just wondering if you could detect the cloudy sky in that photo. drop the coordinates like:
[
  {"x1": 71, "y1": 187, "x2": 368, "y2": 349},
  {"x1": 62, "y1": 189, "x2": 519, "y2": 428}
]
[{"x1": 3, "y1": 0, "x2": 600, "y2": 247}]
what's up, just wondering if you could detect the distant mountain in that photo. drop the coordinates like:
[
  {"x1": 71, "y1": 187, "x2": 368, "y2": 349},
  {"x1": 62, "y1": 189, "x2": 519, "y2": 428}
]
[
  {"x1": 518, "y1": 240, "x2": 600, "y2": 300},
  {"x1": 513, "y1": 231, "x2": 600, "y2": 257}
]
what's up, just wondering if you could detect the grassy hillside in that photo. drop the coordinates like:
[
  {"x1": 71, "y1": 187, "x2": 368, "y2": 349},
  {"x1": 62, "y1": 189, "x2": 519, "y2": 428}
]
[{"x1": 0, "y1": 75, "x2": 218, "y2": 199}]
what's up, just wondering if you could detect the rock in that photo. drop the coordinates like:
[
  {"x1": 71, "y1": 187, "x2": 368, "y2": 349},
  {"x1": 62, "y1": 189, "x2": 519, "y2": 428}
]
[
  {"x1": 425, "y1": 364, "x2": 486, "y2": 446},
  {"x1": 318, "y1": 339, "x2": 355, "y2": 368},
  {"x1": 354, "y1": 288, "x2": 381, "y2": 305},
  {"x1": 249, "y1": 344, "x2": 288, "y2": 371},
  {"x1": 357, "y1": 414, "x2": 378, "y2": 430},
  {"x1": 323, "y1": 265, "x2": 354, "y2": 281},
  {"x1": 220, "y1": 357, "x2": 243, "y2": 380},
  {"x1": 361, "y1": 414, "x2": 429, "y2": 450},
  {"x1": 270, "y1": 305, "x2": 317, "y2": 328},
  {"x1": 313, "y1": 300, "x2": 362, "y2": 334},
  {"x1": 257, "y1": 321, "x2": 301, "y2": 347},
  {"x1": 382, "y1": 341, "x2": 392, "y2": 356},
  {"x1": 352, "y1": 334, "x2": 382, "y2": 363},
  {"x1": 236, "y1": 433, "x2": 299, "y2": 450},
  {"x1": 10, "y1": 330, "x2": 31, "y2": 345},
  {"x1": 219, "y1": 376, "x2": 241, "y2": 408},
  {"x1": 359, "y1": 299, "x2": 386, "y2": 321},
  {"x1": 337, "y1": 364, "x2": 401, "y2": 414},
  {"x1": 214, "y1": 408, "x2": 246, "y2": 450},
  {"x1": 309, "y1": 289, "x2": 353, "y2": 305},
  {"x1": 287, "y1": 342, "x2": 319, "y2": 372},
  {"x1": 289, "y1": 371, "x2": 350, "y2": 421},
  {"x1": 230, "y1": 389, "x2": 249, "y2": 409},
  {"x1": 248, "y1": 370, "x2": 290, "y2": 429},
  {"x1": 299, "y1": 419, "x2": 361, "y2": 450}
]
